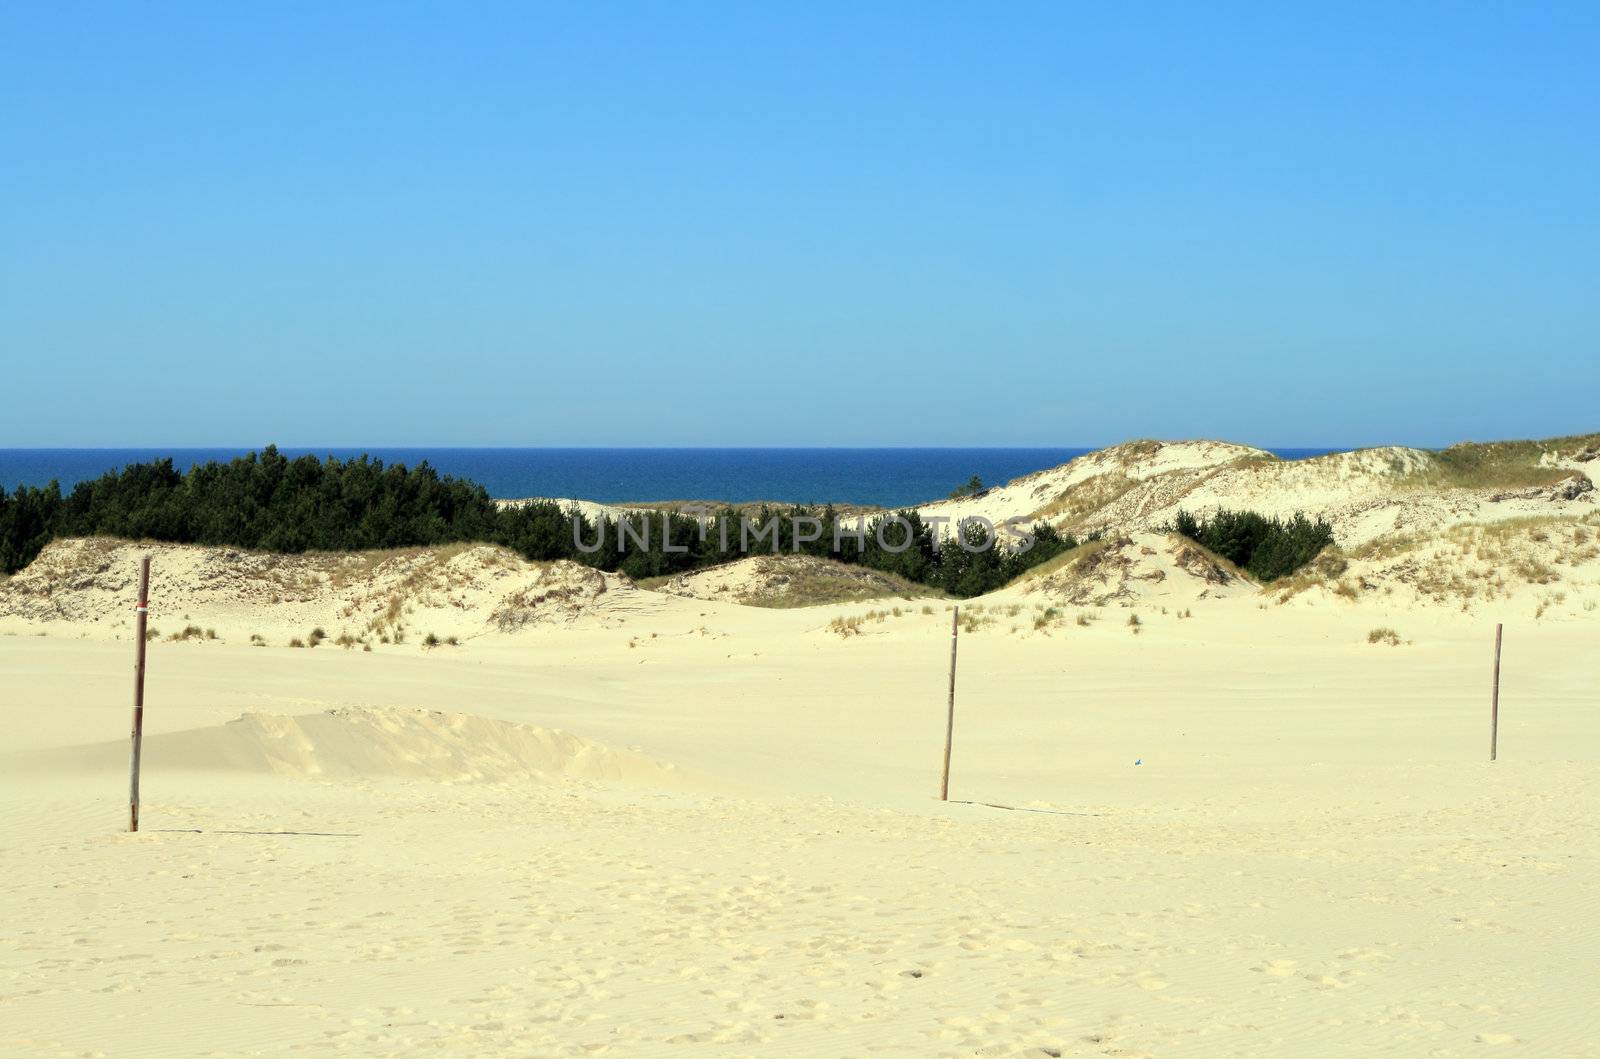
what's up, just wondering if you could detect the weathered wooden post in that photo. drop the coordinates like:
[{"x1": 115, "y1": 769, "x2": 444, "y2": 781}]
[
  {"x1": 129, "y1": 556, "x2": 151, "y2": 832},
  {"x1": 940, "y1": 605, "x2": 959, "y2": 801},
  {"x1": 1489, "y1": 623, "x2": 1503, "y2": 762}
]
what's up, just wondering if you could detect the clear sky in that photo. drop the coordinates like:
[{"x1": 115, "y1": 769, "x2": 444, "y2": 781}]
[{"x1": 1, "y1": 3, "x2": 1595, "y2": 448}]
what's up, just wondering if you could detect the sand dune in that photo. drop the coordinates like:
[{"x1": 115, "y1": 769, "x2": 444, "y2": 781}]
[
  {"x1": 6, "y1": 439, "x2": 1600, "y2": 649},
  {"x1": 914, "y1": 439, "x2": 1271, "y2": 529},
  {"x1": 4, "y1": 435, "x2": 1598, "y2": 1056},
  {"x1": 650, "y1": 554, "x2": 935, "y2": 608},
  {"x1": 1000, "y1": 530, "x2": 1255, "y2": 609},
  {"x1": 7, "y1": 705, "x2": 703, "y2": 789},
  {"x1": 0, "y1": 538, "x2": 635, "y2": 645},
  {"x1": 1270, "y1": 507, "x2": 1600, "y2": 618},
  {"x1": 920, "y1": 438, "x2": 1596, "y2": 550}
]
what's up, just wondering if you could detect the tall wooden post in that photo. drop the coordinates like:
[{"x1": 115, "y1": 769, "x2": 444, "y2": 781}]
[
  {"x1": 940, "y1": 606, "x2": 959, "y2": 801},
  {"x1": 129, "y1": 556, "x2": 151, "y2": 832},
  {"x1": 1489, "y1": 622, "x2": 1503, "y2": 763}
]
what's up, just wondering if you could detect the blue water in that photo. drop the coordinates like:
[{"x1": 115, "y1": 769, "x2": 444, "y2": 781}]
[{"x1": 0, "y1": 447, "x2": 1345, "y2": 509}]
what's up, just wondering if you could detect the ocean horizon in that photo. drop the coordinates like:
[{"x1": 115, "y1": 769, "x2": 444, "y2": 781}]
[{"x1": 0, "y1": 446, "x2": 1345, "y2": 509}]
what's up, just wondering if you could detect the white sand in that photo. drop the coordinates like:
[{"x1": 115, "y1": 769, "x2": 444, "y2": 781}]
[
  {"x1": 3, "y1": 438, "x2": 1597, "y2": 1056},
  {"x1": 3, "y1": 576, "x2": 1596, "y2": 1056}
]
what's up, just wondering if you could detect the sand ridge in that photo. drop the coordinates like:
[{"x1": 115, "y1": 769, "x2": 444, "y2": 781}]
[
  {"x1": 915, "y1": 440, "x2": 1597, "y2": 549},
  {"x1": 0, "y1": 538, "x2": 637, "y2": 646}
]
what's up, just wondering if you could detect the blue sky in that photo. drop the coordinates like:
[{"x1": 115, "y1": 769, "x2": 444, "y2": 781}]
[{"x1": 1, "y1": 2, "x2": 1595, "y2": 448}]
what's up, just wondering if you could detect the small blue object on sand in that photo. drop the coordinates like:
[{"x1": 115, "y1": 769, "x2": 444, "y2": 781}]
[{"x1": 1134, "y1": 759, "x2": 1142, "y2": 766}]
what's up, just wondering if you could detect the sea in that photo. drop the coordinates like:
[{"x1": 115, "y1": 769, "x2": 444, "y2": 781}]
[{"x1": 0, "y1": 447, "x2": 1343, "y2": 510}]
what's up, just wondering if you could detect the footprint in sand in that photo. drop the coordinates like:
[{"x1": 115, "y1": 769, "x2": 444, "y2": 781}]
[
  {"x1": 1253, "y1": 959, "x2": 1297, "y2": 976},
  {"x1": 1303, "y1": 972, "x2": 1351, "y2": 989}
]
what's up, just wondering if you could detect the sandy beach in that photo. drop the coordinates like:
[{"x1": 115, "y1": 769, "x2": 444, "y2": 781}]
[{"x1": 3, "y1": 438, "x2": 1597, "y2": 1057}]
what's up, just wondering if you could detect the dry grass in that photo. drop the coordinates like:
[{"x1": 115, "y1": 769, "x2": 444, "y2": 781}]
[
  {"x1": 744, "y1": 567, "x2": 933, "y2": 609},
  {"x1": 1411, "y1": 432, "x2": 1600, "y2": 491},
  {"x1": 959, "y1": 611, "x2": 992, "y2": 634},
  {"x1": 707, "y1": 563, "x2": 934, "y2": 604},
  {"x1": 1168, "y1": 534, "x2": 1255, "y2": 585},
  {"x1": 1273, "y1": 511, "x2": 1600, "y2": 607},
  {"x1": 1002, "y1": 537, "x2": 1112, "y2": 591},
  {"x1": 1027, "y1": 471, "x2": 1140, "y2": 525},
  {"x1": 827, "y1": 608, "x2": 898, "y2": 637},
  {"x1": 643, "y1": 557, "x2": 939, "y2": 609}
]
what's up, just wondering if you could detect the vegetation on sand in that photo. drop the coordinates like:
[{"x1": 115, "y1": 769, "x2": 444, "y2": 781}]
[
  {"x1": 1172, "y1": 509, "x2": 1334, "y2": 582},
  {"x1": 0, "y1": 448, "x2": 1077, "y2": 598}
]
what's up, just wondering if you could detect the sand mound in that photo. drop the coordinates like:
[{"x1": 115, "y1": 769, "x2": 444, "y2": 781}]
[
  {"x1": 912, "y1": 437, "x2": 1599, "y2": 615},
  {"x1": 1005, "y1": 531, "x2": 1256, "y2": 608},
  {"x1": 913, "y1": 440, "x2": 1268, "y2": 530},
  {"x1": 15, "y1": 706, "x2": 698, "y2": 788},
  {"x1": 1076, "y1": 450, "x2": 1596, "y2": 547},
  {"x1": 495, "y1": 496, "x2": 641, "y2": 525},
  {"x1": 915, "y1": 437, "x2": 1599, "y2": 554},
  {"x1": 649, "y1": 555, "x2": 933, "y2": 608},
  {"x1": 0, "y1": 538, "x2": 635, "y2": 644},
  {"x1": 1271, "y1": 509, "x2": 1600, "y2": 618}
]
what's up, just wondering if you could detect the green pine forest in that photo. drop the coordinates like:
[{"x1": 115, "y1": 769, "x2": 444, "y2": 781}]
[{"x1": 0, "y1": 448, "x2": 1086, "y2": 598}]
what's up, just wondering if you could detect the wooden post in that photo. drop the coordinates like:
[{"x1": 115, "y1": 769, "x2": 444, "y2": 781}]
[
  {"x1": 1489, "y1": 622, "x2": 1503, "y2": 763},
  {"x1": 129, "y1": 556, "x2": 150, "y2": 832},
  {"x1": 940, "y1": 605, "x2": 959, "y2": 801}
]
